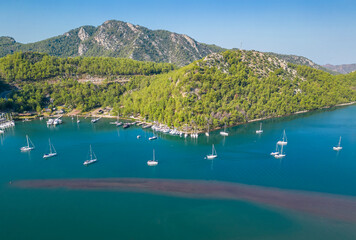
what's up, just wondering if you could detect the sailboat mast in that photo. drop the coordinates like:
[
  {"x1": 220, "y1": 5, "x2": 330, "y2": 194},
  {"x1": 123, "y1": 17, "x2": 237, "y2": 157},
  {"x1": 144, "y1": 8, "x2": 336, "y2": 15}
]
[
  {"x1": 280, "y1": 144, "x2": 284, "y2": 155},
  {"x1": 153, "y1": 149, "x2": 155, "y2": 161},
  {"x1": 90, "y1": 145, "x2": 93, "y2": 160},
  {"x1": 339, "y1": 136, "x2": 341, "y2": 147},
  {"x1": 26, "y1": 135, "x2": 29, "y2": 147},
  {"x1": 49, "y1": 139, "x2": 52, "y2": 154}
]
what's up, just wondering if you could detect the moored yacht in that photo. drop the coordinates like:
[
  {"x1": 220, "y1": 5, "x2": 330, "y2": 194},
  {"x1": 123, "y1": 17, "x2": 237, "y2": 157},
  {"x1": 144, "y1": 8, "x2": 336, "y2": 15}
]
[
  {"x1": 333, "y1": 136, "x2": 343, "y2": 151},
  {"x1": 43, "y1": 138, "x2": 57, "y2": 158},
  {"x1": 20, "y1": 135, "x2": 35, "y2": 152},
  {"x1": 147, "y1": 149, "x2": 158, "y2": 166},
  {"x1": 206, "y1": 144, "x2": 217, "y2": 159},
  {"x1": 277, "y1": 130, "x2": 287, "y2": 146},
  {"x1": 83, "y1": 145, "x2": 97, "y2": 166}
]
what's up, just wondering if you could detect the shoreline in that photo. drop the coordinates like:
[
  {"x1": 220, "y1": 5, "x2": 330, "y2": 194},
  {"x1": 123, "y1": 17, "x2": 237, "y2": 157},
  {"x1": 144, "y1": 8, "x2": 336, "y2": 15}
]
[{"x1": 11, "y1": 101, "x2": 356, "y2": 134}]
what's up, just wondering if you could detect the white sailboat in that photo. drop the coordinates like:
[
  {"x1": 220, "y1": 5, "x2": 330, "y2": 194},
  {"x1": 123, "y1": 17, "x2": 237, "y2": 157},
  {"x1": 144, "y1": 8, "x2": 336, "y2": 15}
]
[
  {"x1": 83, "y1": 145, "x2": 98, "y2": 166},
  {"x1": 274, "y1": 144, "x2": 286, "y2": 159},
  {"x1": 270, "y1": 143, "x2": 279, "y2": 156},
  {"x1": 91, "y1": 116, "x2": 101, "y2": 123},
  {"x1": 149, "y1": 135, "x2": 157, "y2": 140},
  {"x1": 277, "y1": 130, "x2": 287, "y2": 146},
  {"x1": 77, "y1": 115, "x2": 80, "y2": 123},
  {"x1": 256, "y1": 123, "x2": 263, "y2": 134},
  {"x1": 43, "y1": 138, "x2": 57, "y2": 158},
  {"x1": 220, "y1": 124, "x2": 229, "y2": 136},
  {"x1": 20, "y1": 135, "x2": 35, "y2": 152},
  {"x1": 205, "y1": 123, "x2": 210, "y2": 137},
  {"x1": 206, "y1": 144, "x2": 217, "y2": 159},
  {"x1": 333, "y1": 136, "x2": 343, "y2": 151},
  {"x1": 147, "y1": 149, "x2": 158, "y2": 166}
]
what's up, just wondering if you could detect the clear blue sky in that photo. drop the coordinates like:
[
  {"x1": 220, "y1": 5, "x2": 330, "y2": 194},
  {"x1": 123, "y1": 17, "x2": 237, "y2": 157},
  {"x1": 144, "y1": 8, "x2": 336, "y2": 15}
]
[{"x1": 1, "y1": 0, "x2": 355, "y2": 65}]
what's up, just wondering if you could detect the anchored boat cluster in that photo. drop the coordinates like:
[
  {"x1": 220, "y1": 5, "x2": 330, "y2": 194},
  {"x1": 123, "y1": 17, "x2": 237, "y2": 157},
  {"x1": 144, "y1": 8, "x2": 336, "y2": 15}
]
[{"x1": 0, "y1": 113, "x2": 15, "y2": 133}]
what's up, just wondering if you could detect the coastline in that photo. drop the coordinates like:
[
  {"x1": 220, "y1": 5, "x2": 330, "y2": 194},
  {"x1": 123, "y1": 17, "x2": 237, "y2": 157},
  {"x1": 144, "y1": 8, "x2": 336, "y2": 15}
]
[{"x1": 10, "y1": 101, "x2": 356, "y2": 134}]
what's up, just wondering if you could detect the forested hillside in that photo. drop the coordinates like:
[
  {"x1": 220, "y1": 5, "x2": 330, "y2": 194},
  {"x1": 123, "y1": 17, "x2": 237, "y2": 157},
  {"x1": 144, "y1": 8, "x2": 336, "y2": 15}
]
[
  {"x1": 120, "y1": 50, "x2": 356, "y2": 130},
  {"x1": 0, "y1": 52, "x2": 175, "y2": 83},
  {"x1": 0, "y1": 50, "x2": 355, "y2": 131}
]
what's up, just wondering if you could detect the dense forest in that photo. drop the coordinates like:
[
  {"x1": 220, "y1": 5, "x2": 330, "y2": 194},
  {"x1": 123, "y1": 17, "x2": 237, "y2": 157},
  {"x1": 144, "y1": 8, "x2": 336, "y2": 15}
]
[
  {"x1": 0, "y1": 50, "x2": 355, "y2": 131},
  {"x1": 0, "y1": 52, "x2": 175, "y2": 83},
  {"x1": 119, "y1": 51, "x2": 356, "y2": 129}
]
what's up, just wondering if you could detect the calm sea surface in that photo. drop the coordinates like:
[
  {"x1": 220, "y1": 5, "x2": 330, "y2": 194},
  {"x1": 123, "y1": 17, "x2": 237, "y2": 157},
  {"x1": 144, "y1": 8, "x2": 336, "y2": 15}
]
[{"x1": 0, "y1": 105, "x2": 356, "y2": 240}]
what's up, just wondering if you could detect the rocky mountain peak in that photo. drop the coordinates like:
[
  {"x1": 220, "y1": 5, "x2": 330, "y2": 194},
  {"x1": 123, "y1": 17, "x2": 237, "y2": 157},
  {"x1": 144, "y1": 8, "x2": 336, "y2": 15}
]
[
  {"x1": 0, "y1": 19, "x2": 225, "y2": 66},
  {"x1": 78, "y1": 27, "x2": 89, "y2": 41}
]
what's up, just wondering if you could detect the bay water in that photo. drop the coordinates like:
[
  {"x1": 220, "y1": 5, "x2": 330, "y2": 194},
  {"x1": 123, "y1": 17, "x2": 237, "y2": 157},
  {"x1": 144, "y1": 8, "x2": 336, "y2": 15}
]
[{"x1": 0, "y1": 105, "x2": 355, "y2": 239}]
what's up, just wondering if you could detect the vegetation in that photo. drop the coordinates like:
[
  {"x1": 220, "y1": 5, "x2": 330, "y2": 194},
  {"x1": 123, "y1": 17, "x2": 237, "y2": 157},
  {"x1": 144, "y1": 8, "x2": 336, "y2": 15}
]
[
  {"x1": 0, "y1": 52, "x2": 175, "y2": 83},
  {"x1": 120, "y1": 50, "x2": 356, "y2": 130},
  {"x1": 0, "y1": 50, "x2": 355, "y2": 131},
  {"x1": 0, "y1": 79, "x2": 127, "y2": 112}
]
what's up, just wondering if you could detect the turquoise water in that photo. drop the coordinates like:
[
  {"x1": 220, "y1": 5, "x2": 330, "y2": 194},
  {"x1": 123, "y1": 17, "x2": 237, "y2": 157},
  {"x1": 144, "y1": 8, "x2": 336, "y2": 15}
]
[{"x1": 0, "y1": 106, "x2": 356, "y2": 239}]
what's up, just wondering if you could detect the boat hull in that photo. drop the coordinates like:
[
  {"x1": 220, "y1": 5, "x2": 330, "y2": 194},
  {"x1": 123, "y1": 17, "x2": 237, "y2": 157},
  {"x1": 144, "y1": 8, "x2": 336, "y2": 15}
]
[
  {"x1": 147, "y1": 160, "x2": 158, "y2": 166},
  {"x1": 43, "y1": 153, "x2": 57, "y2": 158},
  {"x1": 333, "y1": 147, "x2": 342, "y2": 151},
  {"x1": 220, "y1": 132, "x2": 229, "y2": 136},
  {"x1": 206, "y1": 155, "x2": 217, "y2": 159},
  {"x1": 83, "y1": 159, "x2": 98, "y2": 166},
  {"x1": 20, "y1": 147, "x2": 34, "y2": 152},
  {"x1": 274, "y1": 154, "x2": 286, "y2": 159},
  {"x1": 277, "y1": 141, "x2": 287, "y2": 146}
]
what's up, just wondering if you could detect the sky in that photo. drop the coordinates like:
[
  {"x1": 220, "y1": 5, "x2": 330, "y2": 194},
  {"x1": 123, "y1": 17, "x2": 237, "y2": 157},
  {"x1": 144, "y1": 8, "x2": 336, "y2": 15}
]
[{"x1": 0, "y1": 0, "x2": 355, "y2": 65}]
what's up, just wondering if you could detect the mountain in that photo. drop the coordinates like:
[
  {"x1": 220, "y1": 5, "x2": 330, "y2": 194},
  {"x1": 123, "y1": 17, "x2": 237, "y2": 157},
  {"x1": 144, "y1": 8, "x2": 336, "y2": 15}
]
[
  {"x1": 322, "y1": 64, "x2": 356, "y2": 74},
  {"x1": 0, "y1": 20, "x2": 225, "y2": 66},
  {"x1": 267, "y1": 52, "x2": 338, "y2": 74}
]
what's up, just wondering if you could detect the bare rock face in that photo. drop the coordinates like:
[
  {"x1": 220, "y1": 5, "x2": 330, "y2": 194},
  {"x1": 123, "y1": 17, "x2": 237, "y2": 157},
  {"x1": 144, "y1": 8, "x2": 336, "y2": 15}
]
[
  {"x1": 0, "y1": 20, "x2": 225, "y2": 66},
  {"x1": 78, "y1": 43, "x2": 88, "y2": 56},
  {"x1": 78, "y1": 27, "x2": 89, "y2": 41}
]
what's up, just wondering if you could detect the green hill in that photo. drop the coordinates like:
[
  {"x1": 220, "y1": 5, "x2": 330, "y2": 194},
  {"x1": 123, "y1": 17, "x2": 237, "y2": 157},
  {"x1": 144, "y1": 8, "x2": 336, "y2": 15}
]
[
  {"x1": 120, "y1": 50, "x2": 356, "y2": 130},
  {"x1": 0, "y1": 50, "x2": 355, "y2": 130}
]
